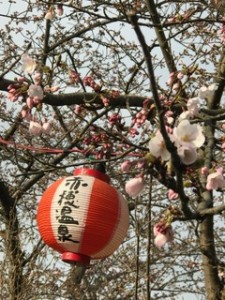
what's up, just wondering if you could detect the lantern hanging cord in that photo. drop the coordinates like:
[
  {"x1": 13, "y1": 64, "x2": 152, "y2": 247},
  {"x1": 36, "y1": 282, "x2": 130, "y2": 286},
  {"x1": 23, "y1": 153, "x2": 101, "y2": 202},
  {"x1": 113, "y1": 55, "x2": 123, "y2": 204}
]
[{"x1": 0, "y1": 136, "x2": 144, "y2": 157}]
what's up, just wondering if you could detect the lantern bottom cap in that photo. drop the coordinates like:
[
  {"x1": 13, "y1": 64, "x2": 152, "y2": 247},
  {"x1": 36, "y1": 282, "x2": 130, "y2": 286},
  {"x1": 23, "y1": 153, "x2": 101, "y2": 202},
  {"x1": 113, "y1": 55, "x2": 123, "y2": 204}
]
[{"x1": 61, "y1": 252, "x2": 90, "y2": 266}]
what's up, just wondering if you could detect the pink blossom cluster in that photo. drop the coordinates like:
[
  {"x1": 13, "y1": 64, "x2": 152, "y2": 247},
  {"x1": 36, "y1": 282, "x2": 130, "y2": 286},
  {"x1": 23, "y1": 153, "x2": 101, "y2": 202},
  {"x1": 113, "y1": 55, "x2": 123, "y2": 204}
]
[
  {"x1": 26, "y1": 84, "x2": 44, "y2": 109},
  {"x1": 109, "y1": 113, "x2": 121, "y2": 126},
  {"x1": 133, "y1": 99, "x2": 154, "y2": 128},
  {"x1": 204, "y1": 167, "x2": 225, "y2": 191},
  {"x1": 83, "y1": 130, "x2": 111, "y2": 152},
  {"x1": 7, "y1": 80, "x2": 27, "y2": 102},
  {"x1": 69, "y1": 70, "x2": 80, "y2": 85},
  {"x1": 166, "y1": 72, "x2": 182, "y2": 91},
  {"x1": 122, "y1": 81, "x2": 225, "y2": 251},
  {"x1": 101, "y1": 90, "x2": 121, "y2": 107},
  {"x1": 127, "y1": 127, "x2": 138, "y2": 138},
  {"x1": 149, "y1": 119, "x2": 205, "y2": 166},
  {"x1": 153, "y1": 221, "x2": 173, "y2": 248},
  {"x1": 10, "y1": 53, "x2": 56, "y2": 136},
  {"x1": 133, "y1": 109, "x2": 148, "y2": 127},
  {"x1": 83, "y1": 76, "x2": 101, "y2": 92}
]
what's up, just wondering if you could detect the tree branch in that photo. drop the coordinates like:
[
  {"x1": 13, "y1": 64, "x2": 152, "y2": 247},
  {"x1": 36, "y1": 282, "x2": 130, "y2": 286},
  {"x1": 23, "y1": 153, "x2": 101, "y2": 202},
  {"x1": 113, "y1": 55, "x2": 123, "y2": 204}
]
[
  {"x1": 129, "y1": 12, "x2": 195, "y2": 219},
  {"x1": 0, "y1": 76, "x2": 147, "y2": 107}
]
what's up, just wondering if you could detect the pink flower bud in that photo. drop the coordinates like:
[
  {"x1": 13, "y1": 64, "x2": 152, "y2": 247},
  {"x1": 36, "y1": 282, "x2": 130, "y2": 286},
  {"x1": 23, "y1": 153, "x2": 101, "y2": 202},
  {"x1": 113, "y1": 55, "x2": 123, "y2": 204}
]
[
  {"x1": 42, "y1": 122, "x2": 51, "y2": 134},
  {"x1": 222, "y1": 142, "x2": 225, "y2": 151},
  {"x1": 45, "y1": 10, "x2": 54, "y2": 20},
  {"x1": 50, "y1": 86, "x2": 59, "y2": 92},
  {"x1": 26, "y1": 97, "x2": 33, "y2": 109},
  {"x1": 74, "y1": 105, "x2": 82, "y2": 114},
  {"x1": 21, "y1": 109, "x2": 27, "y2": 118},
  {"x1": 129, "y1": 127, "x2": 139, "y2": 137},
  {"x1": 102, "y1": 97, "x2": 110, "y2": 106},
  {"x1": 18, "y1": 77, "x2": 26, "y2": 82},
  {"x1": 166, "y1": 72, "x2": 175, "y2": 86},
  {"x1": 125, "y1": 177, "x2": 145, "y2": 197},
  {"x1": 167, "y1": 189, "x2": 179, "y2": 200},
  {"x1": 121, "y1": 161, "x2": 132, "y2": 172},
  {"x1": 200, "y1": 166, "x2": 208, "y2": 176},
  {"x1": 172, "y1": 82, "x2": 180, "y2": 91},
  {"x1": 177, "y1": 72, "x2": 184, "y2": 79},
  {"x1": 56, "y1": 4, "x2": 63, "y2": 16},
  {"x1": 166, "y1": 125, "x2": 173, "y2": 134},
  {"x1": 29, "y1": 121, "x2": 42, "y2": 136}
]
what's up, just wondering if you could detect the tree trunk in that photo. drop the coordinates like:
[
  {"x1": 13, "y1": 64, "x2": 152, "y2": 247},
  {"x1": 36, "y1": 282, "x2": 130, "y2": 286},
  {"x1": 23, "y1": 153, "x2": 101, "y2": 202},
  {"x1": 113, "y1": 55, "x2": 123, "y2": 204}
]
[{"x1": 199, "y1": 215, "x2": 222, "y2": 299}]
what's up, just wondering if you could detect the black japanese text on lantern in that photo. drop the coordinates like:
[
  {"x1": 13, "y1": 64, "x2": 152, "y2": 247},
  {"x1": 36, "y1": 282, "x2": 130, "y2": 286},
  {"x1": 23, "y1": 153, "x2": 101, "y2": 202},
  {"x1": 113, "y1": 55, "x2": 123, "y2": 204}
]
[{"x1": 56, "y1": 177, "x2": 88, "y2": 244}]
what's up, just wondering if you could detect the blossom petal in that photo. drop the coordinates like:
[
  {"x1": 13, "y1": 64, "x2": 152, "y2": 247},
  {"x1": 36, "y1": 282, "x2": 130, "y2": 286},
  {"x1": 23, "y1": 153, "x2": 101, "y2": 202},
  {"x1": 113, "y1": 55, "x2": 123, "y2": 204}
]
[{"x1": 177, "y1": 143, "x2": 198, "y2": 165}]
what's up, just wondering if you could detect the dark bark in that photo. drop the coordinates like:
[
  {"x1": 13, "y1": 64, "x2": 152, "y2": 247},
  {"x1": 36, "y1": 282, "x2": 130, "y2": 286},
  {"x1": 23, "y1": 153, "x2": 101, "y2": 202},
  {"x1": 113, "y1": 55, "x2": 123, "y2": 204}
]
[
  {"x1": 0, "y1": 76, "x2": 146, "y2": 107},
  {"x1": 199, "y1": 214, "x2": 223, "y2": 300},
  {"x1": 0, "y1": 182, "x2": 24, "y2": 300}
]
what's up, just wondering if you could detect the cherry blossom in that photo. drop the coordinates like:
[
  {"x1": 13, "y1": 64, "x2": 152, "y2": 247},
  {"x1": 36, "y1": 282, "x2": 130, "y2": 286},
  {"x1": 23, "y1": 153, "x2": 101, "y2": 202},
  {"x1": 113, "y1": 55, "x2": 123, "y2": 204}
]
[
  {"x1": 165, "y1": 110, "x2": 174, "y2": 125},
  {"x1": 167, "y1": 189, "x2": 179, "y2": 200},
  {"x1": 27, "y1": 84, "x2": 44, "y2": 100},
  {"x1": 206, "y1": 167, "x2": 225, "y2": 190},
  {"x1": 7, "y1": 88, "x2": 19, "y2": 102},
  {"x1": 69, "y1": 70, "x2": 80, "y2": 85},
  {"x1": 177, "y1": 72, "x2": 184, "y2": 79},
  {"x1": 186, "y1": 97, "x2": 200, "y2": 117},
  {"x1": 21, "y1": 53, "x2": 36, "y2": 74},
  {"x1": 173, "y1": 119, "x2": 205, "y2": 148},
  {"x1": 198, "y1": 83, "x2": 217, "y2": 102},
  {"x1": 125, "y1": 177, "x2": 145, "y2": 197},
  {"x1": 166, "y1": 72, "x2": 175, "y2": 86},
  {"x1": 29, "y1": 121, "x2": 42, "y2": 136},
  {"x1": 121, "y1": 161, "x2": 132, "y2": 172},
  {"x1": 179, "y1": 97, "x2": 200, "y2": 121},
  {"x1": 178, "y1": 111, "x2": 192, "y2": 121},
  {"x1": 129, "y1": 127, "x2": 139, "y2": 137},
  {"x1": 149, "y1": 131, "x2": 170, "y2": 161},
  {"x1": 26, "y1": 97, "x2": 33, "y2": 109}
]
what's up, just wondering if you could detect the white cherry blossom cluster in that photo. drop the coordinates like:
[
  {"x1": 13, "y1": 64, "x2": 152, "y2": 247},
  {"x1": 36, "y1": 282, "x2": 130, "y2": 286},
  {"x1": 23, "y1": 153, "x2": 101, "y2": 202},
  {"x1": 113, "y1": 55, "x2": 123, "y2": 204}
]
[
  {"x1": 20, "y1": 53, "x2": 54, "y2": 135},
  {"x1": 149, "y1": 119, "x2": 205, "y2": 166},
  {"x1": 123, "y1": 83, "x2": 225, "y2": 249},
  {"x1": 198, "y1": 83, "x2": 217, "y2": 102},
  {"x1": 21, "y1": 53, "x2": 37, "y2": 74}
]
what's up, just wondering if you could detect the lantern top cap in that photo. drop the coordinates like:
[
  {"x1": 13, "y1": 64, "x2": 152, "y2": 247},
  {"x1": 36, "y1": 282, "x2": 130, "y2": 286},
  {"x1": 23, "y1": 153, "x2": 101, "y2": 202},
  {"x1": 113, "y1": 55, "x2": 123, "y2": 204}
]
[{"x1": 73, "y1": 168, "x2": 110, "y2": 183}]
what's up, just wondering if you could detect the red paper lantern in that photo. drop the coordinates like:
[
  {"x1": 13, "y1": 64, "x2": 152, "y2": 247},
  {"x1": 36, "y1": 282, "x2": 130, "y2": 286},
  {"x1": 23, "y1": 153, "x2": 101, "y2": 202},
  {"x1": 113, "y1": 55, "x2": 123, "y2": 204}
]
[{"x1": 37, "y1": 168, "x2": 129, "y2": 266}]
